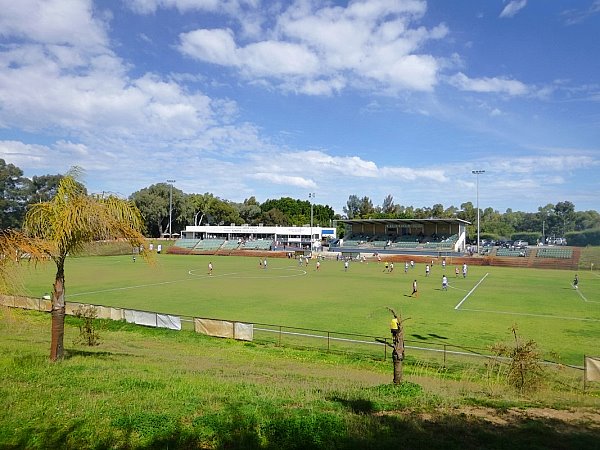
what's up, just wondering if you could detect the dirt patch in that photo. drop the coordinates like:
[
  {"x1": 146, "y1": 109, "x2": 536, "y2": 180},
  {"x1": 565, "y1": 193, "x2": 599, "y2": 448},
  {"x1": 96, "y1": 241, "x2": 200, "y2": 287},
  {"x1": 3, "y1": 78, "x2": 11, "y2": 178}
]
[
  {"x1": 448, "y1": 405, "x2": 600, "y2": 429},
  {"x1": 379, "y1": 405, "x2": 600, "y2": 429}
]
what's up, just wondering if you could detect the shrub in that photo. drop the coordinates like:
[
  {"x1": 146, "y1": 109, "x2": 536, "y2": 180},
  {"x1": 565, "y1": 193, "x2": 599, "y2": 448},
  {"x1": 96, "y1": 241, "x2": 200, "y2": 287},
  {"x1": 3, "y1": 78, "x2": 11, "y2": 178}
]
[
  {"x1": 489, "y1": 325, "x2": 544, "y2": 393},
  {"x1": 565, "y1": 228, "x2": 600, "y2": 246},
  {"x1": 73, "y1": 305, "x2": 100, "y2": 346}
]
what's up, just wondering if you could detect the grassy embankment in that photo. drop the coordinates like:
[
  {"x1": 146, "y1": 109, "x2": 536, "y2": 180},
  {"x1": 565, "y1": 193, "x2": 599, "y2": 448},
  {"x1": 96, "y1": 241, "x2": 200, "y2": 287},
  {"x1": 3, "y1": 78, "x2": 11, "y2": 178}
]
[{"x1": 1, "y1": 307, "x2": 599, "y2": 449}]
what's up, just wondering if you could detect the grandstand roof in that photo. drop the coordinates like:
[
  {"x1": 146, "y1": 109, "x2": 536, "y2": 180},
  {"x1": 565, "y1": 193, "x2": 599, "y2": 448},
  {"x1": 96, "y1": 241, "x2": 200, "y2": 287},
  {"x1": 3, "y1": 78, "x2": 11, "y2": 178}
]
[{"x1": 337, "y1": 218, "x2": 471, "y2": 226}]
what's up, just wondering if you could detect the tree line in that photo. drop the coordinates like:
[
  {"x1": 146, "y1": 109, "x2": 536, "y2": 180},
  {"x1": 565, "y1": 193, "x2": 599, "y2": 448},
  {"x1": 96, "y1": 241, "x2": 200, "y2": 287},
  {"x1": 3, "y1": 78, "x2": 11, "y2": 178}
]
[
  {"x1": 2, "y1": 159, "x2": 599, "y2": 240},
  {"x1": 342, "y1": 193, "x2": 600, "y2": 242}
]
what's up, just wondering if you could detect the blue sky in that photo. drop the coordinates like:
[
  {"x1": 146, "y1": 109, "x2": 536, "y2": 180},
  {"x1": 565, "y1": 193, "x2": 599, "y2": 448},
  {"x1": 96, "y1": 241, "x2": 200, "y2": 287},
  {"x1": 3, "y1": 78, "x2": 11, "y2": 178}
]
[{"x1": 0, "y1": 0, "x2": 599, "y2": 215}]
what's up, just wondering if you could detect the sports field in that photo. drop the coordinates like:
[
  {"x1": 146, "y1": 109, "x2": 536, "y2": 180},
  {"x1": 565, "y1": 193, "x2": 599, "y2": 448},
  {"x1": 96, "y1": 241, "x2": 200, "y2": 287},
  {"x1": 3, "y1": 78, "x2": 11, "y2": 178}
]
[{"x1": 14, "y1": 253, "x2": 600, "y2": 365}]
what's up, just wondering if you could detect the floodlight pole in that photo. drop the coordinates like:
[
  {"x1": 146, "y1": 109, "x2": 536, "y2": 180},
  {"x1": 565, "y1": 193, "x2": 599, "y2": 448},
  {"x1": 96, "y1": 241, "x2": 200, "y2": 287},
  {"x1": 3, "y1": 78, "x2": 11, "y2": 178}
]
[
  {"x1": 167, "y1": 179, "x2": 176, "y2": 238},
  {"x1": 472, "y1": 170, "x2": 485, "y2": 254},
  {"x1": 309, "y1": 193, "x2": 315, "y2": 253}
]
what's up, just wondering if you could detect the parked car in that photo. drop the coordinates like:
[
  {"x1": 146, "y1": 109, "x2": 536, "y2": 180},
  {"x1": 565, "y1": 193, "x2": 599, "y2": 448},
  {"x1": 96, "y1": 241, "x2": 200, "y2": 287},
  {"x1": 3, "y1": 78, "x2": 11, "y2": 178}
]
[{"x1": 513, "y1": 240, "x2": 528, "y2": 248}]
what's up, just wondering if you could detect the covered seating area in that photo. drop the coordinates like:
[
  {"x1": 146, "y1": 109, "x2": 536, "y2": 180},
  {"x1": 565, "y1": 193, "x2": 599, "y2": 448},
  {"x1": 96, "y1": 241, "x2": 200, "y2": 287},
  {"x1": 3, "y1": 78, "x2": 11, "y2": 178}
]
[{"x1": 334, "y1": 218, "x2": 469, "y2": 254}]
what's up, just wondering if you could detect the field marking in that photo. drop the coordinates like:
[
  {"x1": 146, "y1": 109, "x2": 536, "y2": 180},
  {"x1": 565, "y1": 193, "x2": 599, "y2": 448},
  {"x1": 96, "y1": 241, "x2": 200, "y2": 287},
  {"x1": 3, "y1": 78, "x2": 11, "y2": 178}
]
[
  {"x1": 69, "y1": 278, "x2": 191, "y2": 297},
  {"x1": 188, "y1": 267, "x2": 307, "y2": 279},
  {"x1": 70, "y1": 266, "x2": 306, "y2": 297},
  {"x1": 458, "y1": 308, "x2": 600, "y2": 323},
  {"x1": 574, "y1": 287, "x2": 600, "y2": 304},
  {"x1": 448, "y1": 284, "x2": 468, "y2": 292},
  {"x1": 454, "y1": 273, "x2": 489, "y2": 310}
]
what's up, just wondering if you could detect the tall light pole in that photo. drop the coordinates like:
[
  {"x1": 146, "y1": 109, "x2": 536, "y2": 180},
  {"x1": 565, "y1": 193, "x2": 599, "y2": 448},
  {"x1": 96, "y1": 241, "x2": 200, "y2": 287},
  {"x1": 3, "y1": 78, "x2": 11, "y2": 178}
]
[
  {"x1": 167, "y1": 179, "x2": 176, "y2": 238},
  {"x1": 471, "y1": 170, "x2": 485, "y2": 254},
  {"x1": 309, "y1": 192, "x2": 315, "y2": 253}
]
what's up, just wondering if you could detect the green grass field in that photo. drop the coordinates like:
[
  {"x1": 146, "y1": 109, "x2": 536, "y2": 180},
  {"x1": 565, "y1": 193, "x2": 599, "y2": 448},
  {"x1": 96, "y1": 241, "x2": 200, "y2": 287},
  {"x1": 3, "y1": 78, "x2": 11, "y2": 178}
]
[{"x1": 13, "y1": 253, "x2": 600, "y2": 365}]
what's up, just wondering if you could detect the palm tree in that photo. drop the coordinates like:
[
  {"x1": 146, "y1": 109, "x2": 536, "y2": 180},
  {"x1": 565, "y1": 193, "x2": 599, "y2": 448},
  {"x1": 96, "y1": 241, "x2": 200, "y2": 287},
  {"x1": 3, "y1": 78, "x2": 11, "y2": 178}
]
[
  {"x1": 23, "y1": 171, "x2": 147, "y2": 361},
  {"x1": 0, "y1": 229, "x2": 48, "y2": 293}
]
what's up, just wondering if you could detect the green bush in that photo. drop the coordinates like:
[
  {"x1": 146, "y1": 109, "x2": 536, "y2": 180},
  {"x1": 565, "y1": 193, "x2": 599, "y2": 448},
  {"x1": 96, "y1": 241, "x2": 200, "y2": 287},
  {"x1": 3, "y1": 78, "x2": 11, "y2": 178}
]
[{"x1": 565, "y1": 228, "x2": 600, "y2": 246}]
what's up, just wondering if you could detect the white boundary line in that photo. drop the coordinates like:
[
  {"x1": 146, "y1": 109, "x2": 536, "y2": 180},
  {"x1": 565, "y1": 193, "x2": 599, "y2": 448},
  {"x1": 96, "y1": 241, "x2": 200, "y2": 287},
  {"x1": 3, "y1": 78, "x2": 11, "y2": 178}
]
[
  {"x1": 574, "y1": 287, "x2": 600, "y2": 304},
  {"x1": 448, "y1": 284, "x2": 468, "y2": 292},
  {"x1": 70, "y1": 266, "x2": 307, "y2": 297},
  {"x1": 458, "y1": 308, "x2": 600, "y2": 322},
  {"x1": 454, "y1": 273, "x2": 489, "y2": 310}
]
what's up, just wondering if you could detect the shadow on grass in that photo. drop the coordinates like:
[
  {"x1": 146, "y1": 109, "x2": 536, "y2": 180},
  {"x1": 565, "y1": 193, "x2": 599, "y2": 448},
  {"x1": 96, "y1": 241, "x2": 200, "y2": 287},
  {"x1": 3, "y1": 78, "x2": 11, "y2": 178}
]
[
  {"x1": 5, "y1": 404, "x2": 598, "y2": 450},
  {"x1": 64, "y1": 348, "x2": 133, "y2": 359},
  {"x1": 428, "y1": 333, "x2": 448, "y2": 340}
]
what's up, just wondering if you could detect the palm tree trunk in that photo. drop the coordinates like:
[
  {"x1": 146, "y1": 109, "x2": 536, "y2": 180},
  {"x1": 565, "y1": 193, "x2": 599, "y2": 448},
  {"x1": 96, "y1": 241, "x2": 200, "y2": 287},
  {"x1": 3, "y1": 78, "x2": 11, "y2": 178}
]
[{"x1": 50, "y1": 263, "x2": 66, "y2": 361}]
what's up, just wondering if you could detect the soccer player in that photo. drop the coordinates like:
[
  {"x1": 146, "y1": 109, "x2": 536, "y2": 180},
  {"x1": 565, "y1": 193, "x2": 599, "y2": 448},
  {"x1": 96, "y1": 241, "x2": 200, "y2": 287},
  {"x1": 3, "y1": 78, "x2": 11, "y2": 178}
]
[
  {"x1": 410, "y1": 279, "x2": 418, "y2": 298},
  {"x1": 389, "y1": 262, "x2": 394, "y2": 273},
  {"x1": 425, "y1": 264, "x2": 430, "y2": 277},
  {"x1": 404, "y1": 261, "x2": 409, "y2": 273},
  {"x1": 462, "y1": 263, "x2": 468, "y2": 278},
  {"x1": 573, "y1": 274, "x2": 579, "y2": 289},
  {"x1": 344, "y1": 260, "x2": 349, "y2": 272},
  {"x1": 316, "y1": 261, "x2": 321, "y2": 271},
  {"x1": 442, "y1": 275, "x2": 448, "y2": 291},
  {"x1": 208, "y1": 261, "x2": 213, "y2": 275},
  {"x1": 383, "y1": 261, "x2": 389, "y2": 272}
]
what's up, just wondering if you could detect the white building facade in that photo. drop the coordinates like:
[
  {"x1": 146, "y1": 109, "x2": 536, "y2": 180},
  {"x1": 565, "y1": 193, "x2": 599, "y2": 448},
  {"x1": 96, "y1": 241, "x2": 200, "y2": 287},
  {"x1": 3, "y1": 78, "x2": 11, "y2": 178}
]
[{"x1": 180, "y1": 224, "x2": 337, "y2": 249}]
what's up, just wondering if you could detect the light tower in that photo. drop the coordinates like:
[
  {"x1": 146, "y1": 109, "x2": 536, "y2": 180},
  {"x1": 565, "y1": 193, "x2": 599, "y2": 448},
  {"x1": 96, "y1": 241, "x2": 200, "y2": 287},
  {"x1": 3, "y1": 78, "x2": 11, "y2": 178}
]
[
  {"x1": 309, "y1": 192, "x2": 315, "y2": 252},
  {"x1": 167, "y1": 179, "x2": 176, "y2": 237},
  {"x1": 471, "y1": 170, "x2": 485, "y2": 254}
]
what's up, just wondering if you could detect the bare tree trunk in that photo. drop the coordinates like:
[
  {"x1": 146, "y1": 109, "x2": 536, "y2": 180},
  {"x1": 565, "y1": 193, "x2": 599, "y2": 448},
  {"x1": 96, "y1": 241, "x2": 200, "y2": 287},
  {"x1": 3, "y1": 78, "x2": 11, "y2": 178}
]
[
  {"x1": 388, "y1": 308, "x2": 406, "y2": 384},
  {"x1": 393, "y1": 349, "x2": 403, "y2": 384},
  {"x1": 50, "y1": 262, "x2": 65, "y2": 361}
]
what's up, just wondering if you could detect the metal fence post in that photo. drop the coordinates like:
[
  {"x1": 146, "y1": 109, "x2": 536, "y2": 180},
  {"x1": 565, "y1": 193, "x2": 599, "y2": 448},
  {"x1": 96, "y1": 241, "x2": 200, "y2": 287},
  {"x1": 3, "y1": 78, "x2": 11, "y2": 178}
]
[
  {"x1": 384, "y1": 338, "x2": 387, "y2": 361},
  {"x1": 444, "y1": 344, "x2": 447, "y2": 367},
  {"x1": 327, "y1": 332, "x2": 330, "y2": 352}
]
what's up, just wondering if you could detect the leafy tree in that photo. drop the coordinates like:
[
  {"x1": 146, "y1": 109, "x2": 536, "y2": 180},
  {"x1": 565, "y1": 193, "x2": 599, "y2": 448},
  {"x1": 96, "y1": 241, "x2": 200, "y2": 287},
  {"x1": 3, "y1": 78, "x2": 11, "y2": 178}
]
[
  {"x1": 130, "y1": 183, "x2": 185, "y2": 237},
  {"x1": 381, "y1": 195, "x2": 395, "y2": 214},
  {"x1": 262, "y1": 208, "x2": 287, "y2": 226},
  {"x1": 554, "y1": 201, "x2": 576, "y2": 235},
  {"x1": 28, "y1": 174, "x2": 64, "y2": 203},
  {"x1": 0, "y1": 159, "x2": 32, "y2": 229},
  {"x1": 210, "y1": 198, "x2": 241, "y2": 226},
  {"x1": 23, "y1": 170, "x2": 147, "y2": 360},
  {"x1": 343, "y1": 195, "x2": 360, "y2": 219},
  {"x1": 431, "y1": 203, "x2": 444, "y2": 218},
  {"x1": 238, "y1": 197, "x2": 262, "y2": 225},
  {"x1": 358, "y1": 196, "x2": 375, "y2": 217},
  {"x1": 187, "y1": 193, "x2": 217, "y2": 225}
]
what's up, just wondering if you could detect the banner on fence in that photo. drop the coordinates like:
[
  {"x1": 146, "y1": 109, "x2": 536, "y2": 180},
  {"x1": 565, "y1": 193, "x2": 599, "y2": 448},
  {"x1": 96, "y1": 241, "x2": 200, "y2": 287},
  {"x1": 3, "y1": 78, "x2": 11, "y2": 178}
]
[
  {"x1": 194, "y1": 318, "x2": 253, "y2": 341},
  {"x1": 123, "y1": 309, "x2": 181, "y2": 330},
  {"x1": 157, "y1": 313, "x2": 182, "y2": 331},
  {"x1": 585, "y1": 356, "x2": 600, "y2": 382},
  {"x1": 0, "y1": 295, "x2": 15, "y2": 307},
  {"x1": 125, "y1": 309, "x2": 156, "y2": 327}
]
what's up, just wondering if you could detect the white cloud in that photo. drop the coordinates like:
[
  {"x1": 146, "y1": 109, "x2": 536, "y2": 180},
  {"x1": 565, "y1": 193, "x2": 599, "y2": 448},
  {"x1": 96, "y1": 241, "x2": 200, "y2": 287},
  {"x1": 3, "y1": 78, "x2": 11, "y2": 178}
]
[
  {"x1": 249, "y1": 173, "x2": 317, "y2": 189},
  {"x1": 499, "y1": 0, "x2": 527, "y2": 19},
  {"x1": 561, "y1": 1, "x2": 600, "y2": 26},
  {"x1": 126, "y1": 0, "x2": 254, "y2": 15},
  {"x1": 177, "y1": 0, "x2": 446, "y2": 94},
  {"x1": 0, "y1": 0, "x2": 108, "y2": 49},
  {"x1": 179, "y1": 29, "x2": 239, "y2": 65},
  {"x1": 448, "y1": 72, "x2": 529, "y2": 96}
]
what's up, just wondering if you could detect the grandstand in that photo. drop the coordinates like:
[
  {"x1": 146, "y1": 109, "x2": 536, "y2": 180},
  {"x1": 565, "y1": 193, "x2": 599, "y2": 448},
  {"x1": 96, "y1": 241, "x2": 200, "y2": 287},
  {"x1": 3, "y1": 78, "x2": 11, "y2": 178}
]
[
  {"x1": 335, "y1": 219, "x2": 468, "y2": 255},
  {"x1": 169, "y1": 217, "x2": 581, "y2": 270},
  {"x1": 536, "y1": 247, "x2": 573, "y2": 259}
]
